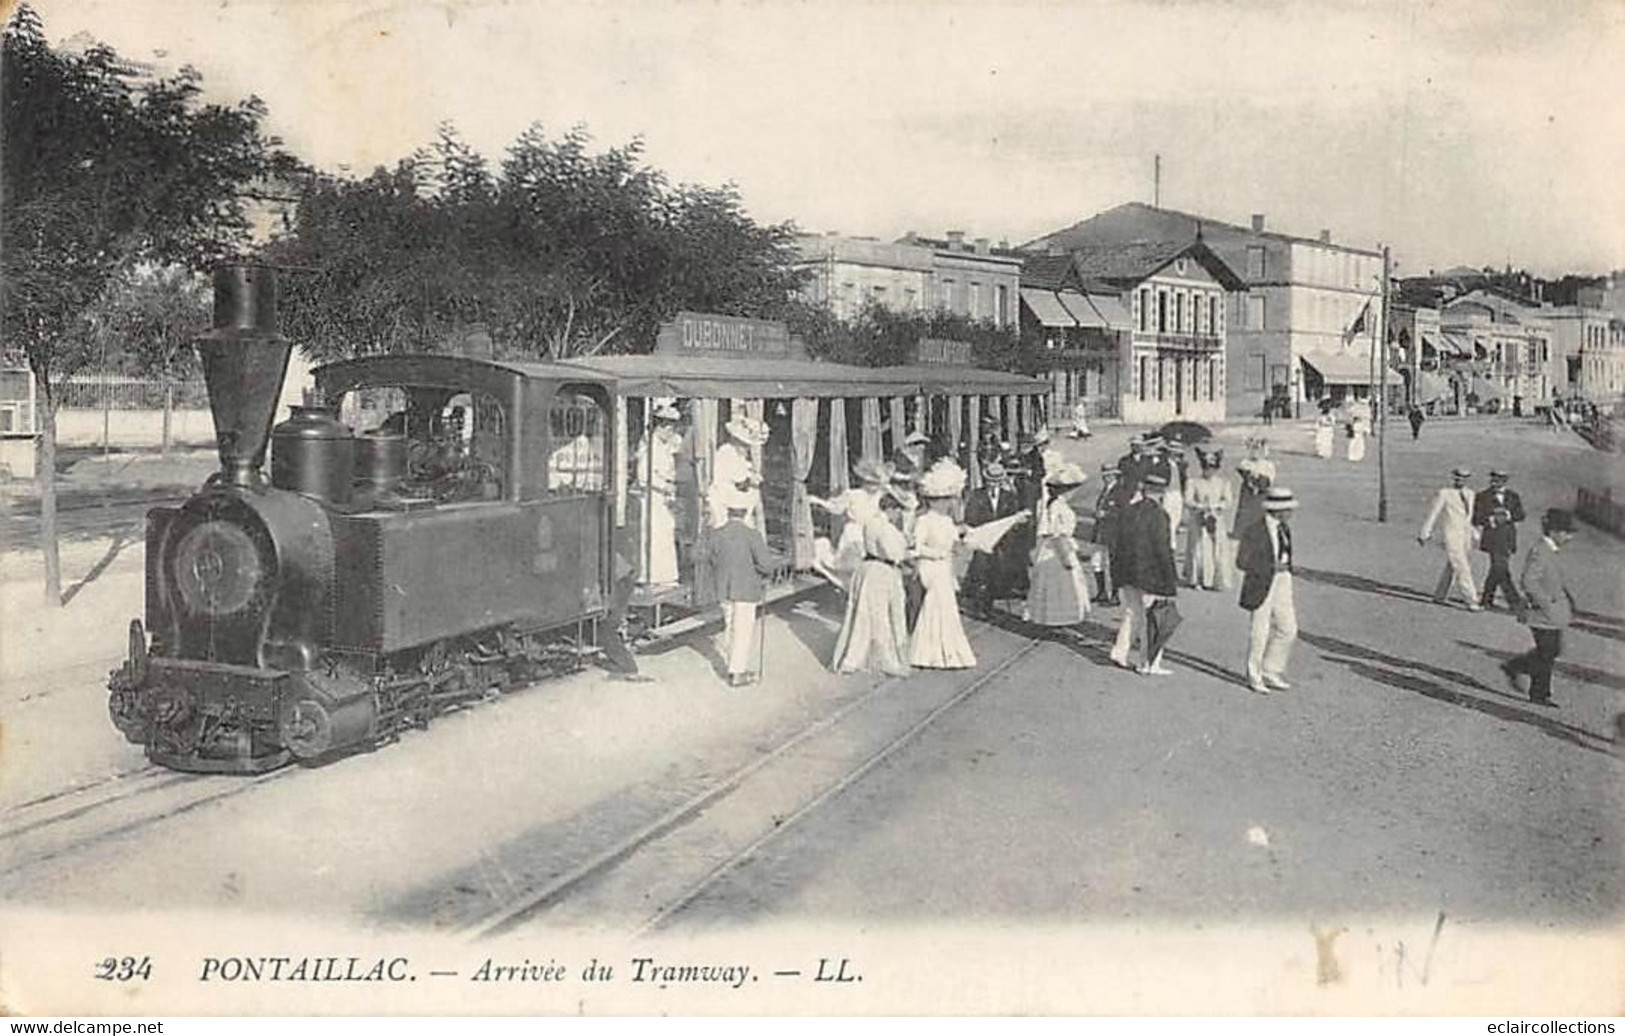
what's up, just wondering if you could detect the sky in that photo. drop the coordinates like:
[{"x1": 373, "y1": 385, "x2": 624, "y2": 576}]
[{"x1": 22, "y1": 0, "x2": 1625, "y2": 278}]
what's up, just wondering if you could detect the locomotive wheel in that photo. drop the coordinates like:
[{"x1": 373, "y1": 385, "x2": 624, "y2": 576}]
[{"x1": 280, "y1": 697, "x2": 334, "y2": 760}]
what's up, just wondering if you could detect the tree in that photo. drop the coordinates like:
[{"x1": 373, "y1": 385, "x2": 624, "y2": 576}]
[
  {"x1": 2, "y1": 4, "x2": 283, "y2": 603},
  {"x1": 86, "y1": 263, "x2": 209, "y2": 455},
  {"x1": 796, "y1": 299, "x2": 1030, "y2": 372},
  {"x1": 265, "y1": 124, "x2": 808, "y2": 361}
]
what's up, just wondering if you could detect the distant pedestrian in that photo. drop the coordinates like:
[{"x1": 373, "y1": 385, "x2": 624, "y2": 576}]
[
  {"x1": 1110, "y1": 471, "x2": 1179, "y2": 675},
  {"x1": 1236, "y1": 486, "x2": 1300, "y2": 695},
  {"x1": 1500, "y1": 509, "x2": 1577, "y2": 708},
  {"x1": 1313, "y1": 409, "x2": 1337, "y2": 459},
  {"x1": 1069, "y1": 400, "x2": 1092, "y2": 439},
  {"x1": 1418, "y1": 466, "x2": 1482, "y2": 611},
  {"x1": 1261, "y1": 393, "x2": 1275, "y2": 425},
  {"x1": 1408, "y1": 405, "x2": 1426, "y2": 441},
  {"x1": 830, "y1": 486, "x2": 913, "y2": 678},
  {"x1": 1347, "y1": 411, "x2": 1370, "y2": 463},
  {"x1": 709, "y1": 487, "x2": 783, "y2": 687},
  {"x1": 1472, "y1": 468, "x2": 1526, "y2": 612}
]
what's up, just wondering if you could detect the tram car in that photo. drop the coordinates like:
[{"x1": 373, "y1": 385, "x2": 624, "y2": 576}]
[{"x1": 108, "y1": 267, "x2": 617, "y2": 774}]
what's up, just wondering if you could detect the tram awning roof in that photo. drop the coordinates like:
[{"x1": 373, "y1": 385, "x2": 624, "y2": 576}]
[
  {"x1": 1300, "y1": 350, "x2": 1401, "y2": 385},
  {"x1": 559, "y1": 354, "x2": 1048, "y2": 398}
]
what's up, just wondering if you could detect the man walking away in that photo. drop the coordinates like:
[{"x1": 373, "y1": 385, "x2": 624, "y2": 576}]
[
  {"x1": 1110, "y1": 472, "x2": 1178, "y2": 676},
  {"x1": 1418, "y1": 466, "x2": 1482, "y2": 611},
  {"x1": 1472, "y1": 468, "x2": 1526, "y2": 612},
  {"x1": 1236, "y1": 487, "x2": 1300, "y2": 695},
  {"x1": 1501, "y1": 509, "x2": 1577, "y2": 708},
  {"x1": 1408, "y1": 405, "x2": 1425, "y2": 441}
]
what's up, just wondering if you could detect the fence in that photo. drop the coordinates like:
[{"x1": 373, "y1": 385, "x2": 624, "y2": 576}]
[{"x1": 57, "y1": 374, "x2": 210, "y2": 410}]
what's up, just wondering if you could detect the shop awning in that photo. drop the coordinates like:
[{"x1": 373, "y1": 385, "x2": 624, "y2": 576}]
[
  {"x1": 1435, "y1": 333, "x2": 1474, "y2": 358},
  {"x1": 1300, "y1": 350, "x2": 1401, "y2": 385},
  {"x1": 560, "y1": 354, "x2": 1048, "y2": 399},
  {"x1": 1020, "y1": 289, "x2": 1077, "y2": 329},
  {"x1": 1087, "y1": 294, "x2": 1132, "y2": 330}
]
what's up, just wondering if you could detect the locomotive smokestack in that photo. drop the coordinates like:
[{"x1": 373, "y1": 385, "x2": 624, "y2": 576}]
[{"x1": 196, "y1": 265, "x2": 292, "y2": 487}]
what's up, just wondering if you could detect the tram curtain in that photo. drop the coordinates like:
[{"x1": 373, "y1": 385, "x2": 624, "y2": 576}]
[
  {"x1": 947, "y1": 394, "x2": 963, "y2": 471},
  {"x1": 1005, "y1": 394, "x2": 1018, "y2": 444},
  {"x1": 827, "y1": 399, "x2": 850, "y2": 552},
  {"x1": 889, "y1": 396, "x2": 907, "y2": 457},
  {"x1": 692, "y1": 398, "x2": 719, "y2": 606},
  {"x1": 861, "y1": 397, "x2": 882, "y2": 463},
  {"x1": 967, "y1": 395, "x2": 982, "y2": 490},
  {"x1": 613, "y1": 395, "x2": 629, "y2": 528},
  {"x1": 790, "y1": 397, "x2": 816, "y2": 570},
  {"x1": 914, "y1": 394, "x2": 928, "y2": 436},
  {"x1": 986, "y1": 394, "x2": 1002, "y2": 448}
]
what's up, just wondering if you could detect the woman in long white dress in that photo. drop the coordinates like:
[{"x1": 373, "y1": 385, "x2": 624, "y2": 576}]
[
  {"x1": 1026, "y1": 463, "x2": 1091, "y2": 627},
  {"x1": 1183, "y1": 448, "x2": 1233, "y2": 590},
  {"x1": 809, "y1": 458, "x2": 890, "y2": 591},
  {"x1": 830, "y1": 488, "x2": 913, "y2": 677},
  {"x1": 1347, "y1": 411, "x2": 1369, "y2": 462},
  {"x1": 1313, "y1": 410, "x2": 1336, "y2": 459},
  {"x1": 908, "y1": 460, "x2": 976, "y2": 669},
  {"x1": 633, "y1": 402, "x2": 683, "y2": 586}
]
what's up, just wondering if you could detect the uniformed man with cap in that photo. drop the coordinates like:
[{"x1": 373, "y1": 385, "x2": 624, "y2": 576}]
[
  {"x1": 1418, "y1": 465, "x2": 1482, "y2": 611},
  {"x1": 1472, "y1": 468, "x2": 1526, "y2": 611},
  {"x1": 1236, "y1": 486, "x2": 1300, "y2": 694}
]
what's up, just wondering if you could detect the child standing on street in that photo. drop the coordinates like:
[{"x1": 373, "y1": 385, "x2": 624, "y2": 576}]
[{"x1": 709, "y1": 485, "x2": 782, "y2": 686}]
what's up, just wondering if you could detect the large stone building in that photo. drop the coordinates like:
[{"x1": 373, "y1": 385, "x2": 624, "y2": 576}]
[
  {"x1": 1019, "y1": 240, "x2": 1243, "y2": 424},
  {"x1": 1396, "y1": 290, "x2": 1558, "y2": 414},
  {"x1": 793, "y1": 231, "x2": 1022, "y2": 328},
  {"x1": 1545, "y1": 283, "x2": 1625, "y2": 404},
  {"x1": 1024, "y1": 203, "x2": 1392, "y2": 416}
]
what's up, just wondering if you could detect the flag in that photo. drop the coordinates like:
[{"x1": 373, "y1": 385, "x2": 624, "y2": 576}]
[{"x1": 1343, "y1": 300, "x2": 1371, "y2": 346}]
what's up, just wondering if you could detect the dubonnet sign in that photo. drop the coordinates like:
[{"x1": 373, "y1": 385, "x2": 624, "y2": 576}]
[{"x1": 655, "y1": 312, "x2": 792, "y2": 357}]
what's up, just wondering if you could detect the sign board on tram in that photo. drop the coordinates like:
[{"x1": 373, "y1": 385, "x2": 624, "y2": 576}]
[
  {"x1": 656, "y1": 312, "x2": 791, "y2": 357},
  {"x1": 915, "y1": 338, "x2": 974, "y2": 366}
]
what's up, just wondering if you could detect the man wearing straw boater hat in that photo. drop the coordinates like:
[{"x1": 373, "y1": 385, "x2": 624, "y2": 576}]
[
  {"x1": 1418, "y1": 465, "x2": 1482, "y2": 612},
  {"x1": 1236, "y1": 485, "x2": 1300, "y2": 695},
  {"x1": 708, "y1": 484, "x2": 783, "y2": 687},
  {"x1": 962, "y1": 457, "x2": 1026, "y2": 617}
]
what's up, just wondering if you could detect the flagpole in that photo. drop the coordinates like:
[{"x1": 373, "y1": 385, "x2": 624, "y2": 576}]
[{"x1": 1378, "y1": 244, "x2": 1391, "y2": 523}]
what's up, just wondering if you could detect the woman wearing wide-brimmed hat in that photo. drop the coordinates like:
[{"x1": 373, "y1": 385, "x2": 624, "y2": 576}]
[
  {"x1": 810, "y1": 458, "x2": 894, "y2": 592},
  {"x1": 1026, "y1": 462, "x2": 1092, "y2": 627},
  {"x1": 830, "y1": 484, "x2": 914, "y2": 678},
  {"x1": 634, "y1": 400, "x2": 684, "y2": 586},
  {"x1": 1184, "y1": 446, "x2": 1232, "y2": 591},
  {"x1": 908, "y1": 459, "x2": 976, "y2": 668},
  {"x1": 709, "y1": 413, "x2": 770, "y2": 529}
]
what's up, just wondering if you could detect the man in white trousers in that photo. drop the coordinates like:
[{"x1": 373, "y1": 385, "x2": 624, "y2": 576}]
[
  {"x1": 1418, "y1": 466, "x2": 1482, "y2": 612},
  {"x1": 1235, "y1": 486, "x2": 1300, "y2": 694}
]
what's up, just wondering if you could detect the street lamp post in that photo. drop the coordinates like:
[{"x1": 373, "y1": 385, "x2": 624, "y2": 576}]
[{"x1": 1378, "y1": 245, "x2": 1391, "y2": 523}]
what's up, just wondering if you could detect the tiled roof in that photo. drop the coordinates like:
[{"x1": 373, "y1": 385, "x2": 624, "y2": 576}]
[{"x1": 1019, "y1": 254, "x2": 1077, "y2": 290}]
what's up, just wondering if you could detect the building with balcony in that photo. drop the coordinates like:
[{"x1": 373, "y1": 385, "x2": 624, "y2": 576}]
[
  {"x1": 793, "y1": 231, "x2": 1023, "y2": 328},
  {"x1": 1545, "y1": 284, "x2": 1625, "y2": 405},
  {"x1": 1020, "y1": 240, "x2": 1243, "y2": 424},
  {"x1": 1436, "y1": 290, "x2": 1556, "y2": 412},
  {"x1": 1024, "y1": 203, "x2": 1391, "y2": 417}
]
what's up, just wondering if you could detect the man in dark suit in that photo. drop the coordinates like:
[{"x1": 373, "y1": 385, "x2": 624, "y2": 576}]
[
  {"x1": 1109, "y1": 472, "x2": 1179, "y2": 675},
  {"x1": 962, "y1": 459, "x2": 1026, "y2": 616},
  {"x1": 1113, "y1": 435, "x2": 1153, "y2": 505},
  {"x1": 1472, "y1": 468, "x2": 1526, "y2": 611},
  {"x1": 1236, "y1": 486, "x2": 1299, "y2": 695},
  {"x1": 1501, "y1": 508, "x2": 1577, "y2": 707}
]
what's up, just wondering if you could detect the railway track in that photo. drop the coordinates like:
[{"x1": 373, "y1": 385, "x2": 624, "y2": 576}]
[
  {"x1": 0, "y1": 761, "x2": 292, "y2": 880},
  {"x1": 468, "y1": 619, "x2": 1047, "y2": 938}
]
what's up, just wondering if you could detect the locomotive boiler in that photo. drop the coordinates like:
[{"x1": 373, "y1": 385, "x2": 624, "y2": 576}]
[{"x1": 109, "y1": 266, "x2": 616, "y2": 774}]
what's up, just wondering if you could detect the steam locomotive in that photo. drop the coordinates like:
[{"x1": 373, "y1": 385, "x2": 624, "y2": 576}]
[{"x1": 108, "y1": 267, "x2": 617, "y2": 774}]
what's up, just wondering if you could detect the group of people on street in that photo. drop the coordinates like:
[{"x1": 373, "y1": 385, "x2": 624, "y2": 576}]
[
  {"x1": 1415, "y1": 464, "x2": 1579, "y2": 708},
  {"x1": 1313, "y1": 401, "x2": 1372, "y2": 461}
]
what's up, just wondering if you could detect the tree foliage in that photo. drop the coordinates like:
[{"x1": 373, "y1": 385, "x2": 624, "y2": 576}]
[
  {"x1": 264, "y1": 124, "x2": 809, "y2": 361},
  {"x1": 793, "y1": 299, "x2": 1032, "y2": 373}
]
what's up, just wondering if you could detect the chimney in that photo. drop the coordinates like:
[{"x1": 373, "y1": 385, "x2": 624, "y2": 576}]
[
  {"x1": 946, "y1": 230, "x2": 965, "y2": 250},
  {"x1": 196, "y1": 265, "x2": 292, "y2": 488},
  {"x1": 1251, "y1": 214, "x2": 1266, "y2": 232},
  {"x1": 974, "y1": 237, "x2": 989, "y2": 255},
  {"x1": 1318, "y1": 229, "x2": 1332, "y2": 244},
  {"x1": 901, "y1": 230, "x2": 918, "y2": 245}
]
